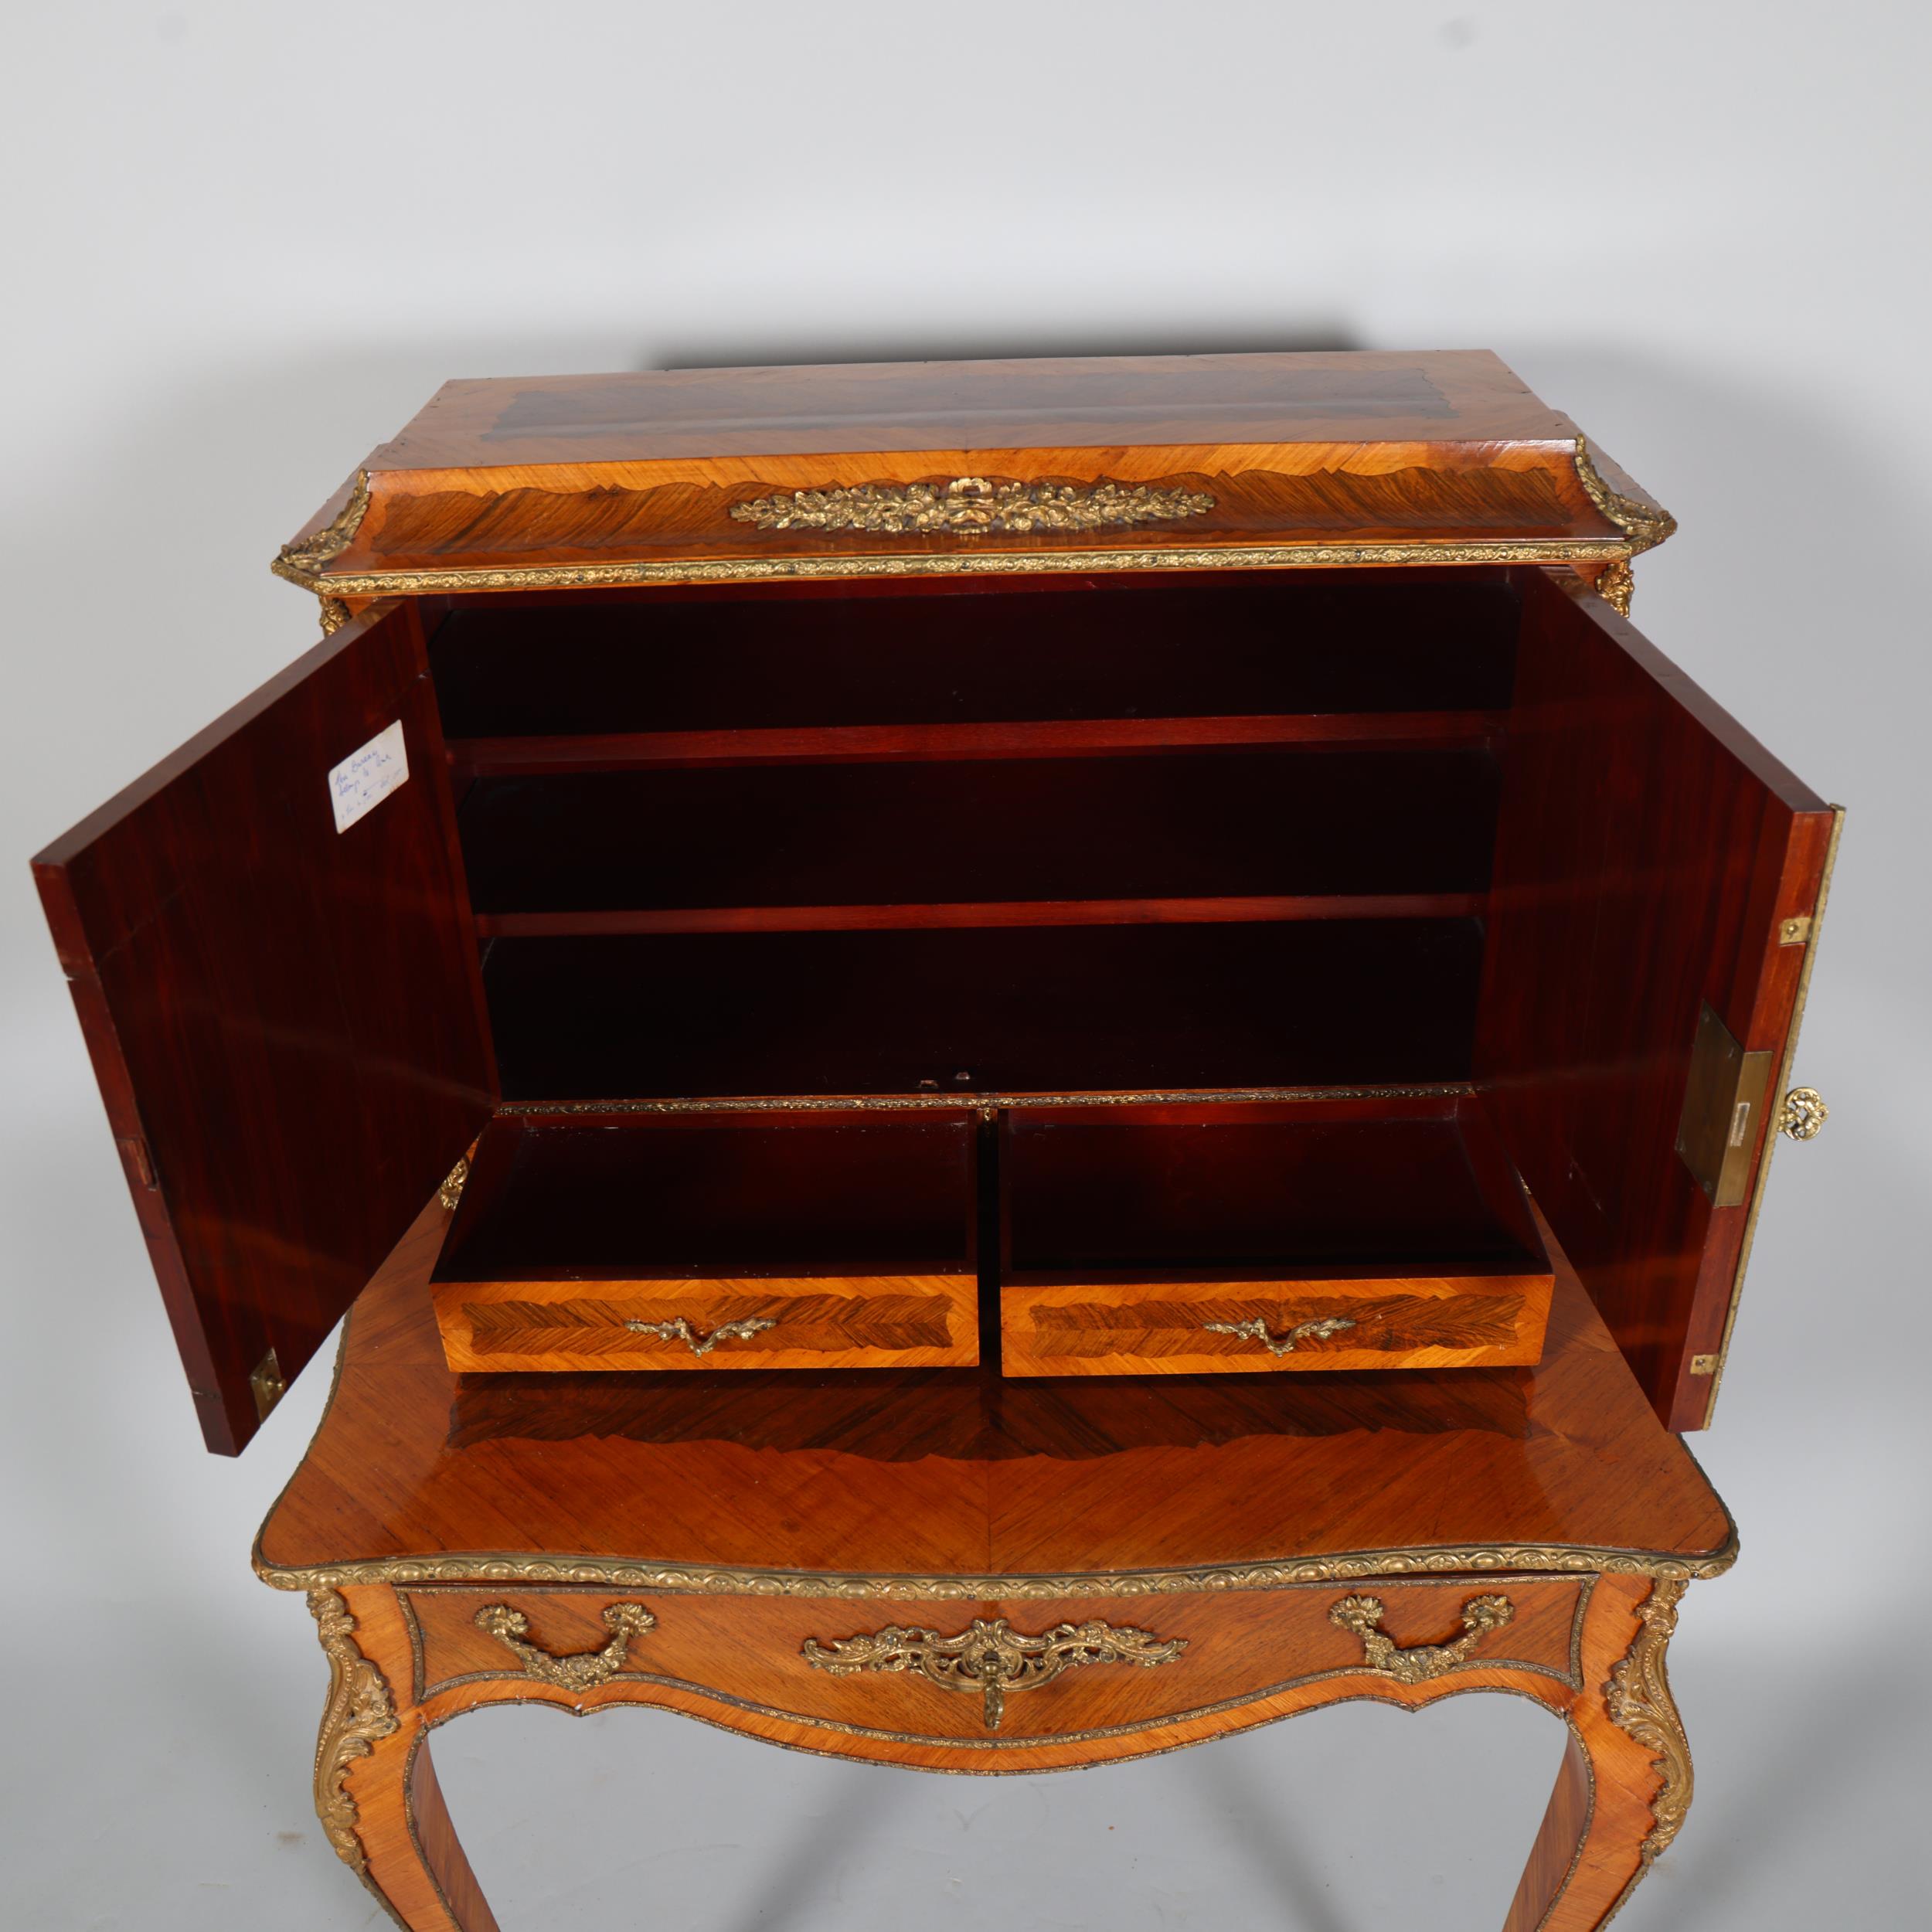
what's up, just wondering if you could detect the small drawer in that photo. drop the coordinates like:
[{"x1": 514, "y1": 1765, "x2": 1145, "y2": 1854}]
[
  {"x1": 1002, "y1": 1275, "x2": 1551, "y2": 1376},
  {"x1": 999, "y1": 1097, "x2": 1552, "y2": 1376},
  {"x1": 431, "y1": 1109, "x2": 980, "y2": 1372},
  {"x1": 436, "y1": 1272, "x2": 979, "y2": 1372}
]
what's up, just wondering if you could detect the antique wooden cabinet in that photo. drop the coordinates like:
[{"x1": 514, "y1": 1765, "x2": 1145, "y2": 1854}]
[{"x1": 32, "y1": 352, "x2": 1835, "y2": 1931}]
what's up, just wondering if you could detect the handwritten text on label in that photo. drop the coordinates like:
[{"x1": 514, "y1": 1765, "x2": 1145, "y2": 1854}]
[{"x1": 328, "y1": 720, "x2": 410, "y2": 833}]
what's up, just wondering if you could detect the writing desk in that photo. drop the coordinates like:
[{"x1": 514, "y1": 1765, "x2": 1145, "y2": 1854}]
[{"x1": 254, "y1": 1197, "x2": 1730, "y2": 1931}]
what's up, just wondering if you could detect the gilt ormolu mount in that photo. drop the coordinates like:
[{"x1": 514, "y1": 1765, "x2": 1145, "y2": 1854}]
[{"x1": 36, "y1": 352, "x2": 1835, "y2": 1930}]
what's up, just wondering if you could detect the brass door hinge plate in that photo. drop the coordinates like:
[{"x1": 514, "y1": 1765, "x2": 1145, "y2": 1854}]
[
  {"x1": 250, "y1": 1348, "x2": 287, "y2": 1422},
  {"x1": 1675, "y1": 1002, "x2": 1774, "y2": 1208},
  {"x1": 1778, "y1": 915, "x2": 1813, "y2": 945}
]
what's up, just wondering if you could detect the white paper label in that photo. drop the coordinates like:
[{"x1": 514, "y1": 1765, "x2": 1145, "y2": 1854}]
[{"x1": 328, "y1": 720, "x2": 410, "y2": 833}]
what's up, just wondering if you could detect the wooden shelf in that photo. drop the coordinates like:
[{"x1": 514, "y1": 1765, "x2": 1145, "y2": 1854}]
[
  {"x1": 471, "y1": 891, "x2": 1485, "y2": 938},
  {"x1": 457, "y1": 748, "x2": 1500, "y2": 920},
  {"x1": 483, "y1": 919, "x2": 1486, "y2": 1100},
  {"x1": 428, "y1": 574, "x2": 1522, "y2": 743},
  {"x1": 447, "y1": 710, "x2": 1505, "y2": 777}
]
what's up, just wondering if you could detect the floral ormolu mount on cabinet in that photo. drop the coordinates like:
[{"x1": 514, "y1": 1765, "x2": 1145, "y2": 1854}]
[
  {"x1": 729, "y1": 475, "x2": 1219, "y2": 535},
  {"x1": 32, "y1": 352, "x2": 1838, "y2": 1932}
]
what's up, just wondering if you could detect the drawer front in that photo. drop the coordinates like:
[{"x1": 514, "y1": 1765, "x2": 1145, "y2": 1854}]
[
  {"x1": 1002, "y1": 1275, "x2": 1553, "y2": 1376},
  {"x1": 431, "y1": 1272, "x2": 978, "y2": 1372},
  {"x1": 400, "y1": 1575, "x2": 1587, "y2": 1743}
]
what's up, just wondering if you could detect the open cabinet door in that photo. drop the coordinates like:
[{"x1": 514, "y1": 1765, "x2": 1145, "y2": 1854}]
[
  {"x1": 1476, "y1": 569, "x2": 1837, "y2": 1429},
  {"x1": 34, "y1": 602, "x2": 495, "y2": 1454}
]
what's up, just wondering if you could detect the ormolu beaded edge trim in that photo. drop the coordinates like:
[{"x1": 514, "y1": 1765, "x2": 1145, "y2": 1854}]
[
  {"x1": 256, "y1": 1534, "x2": 1735, "y2": 1597},
  {"x1": 272, "y1": 535, "x2": 1634, "y2": 604},
  {"x1": 496, "y1": 1083, "x2": 1478, "y2": 1117}
]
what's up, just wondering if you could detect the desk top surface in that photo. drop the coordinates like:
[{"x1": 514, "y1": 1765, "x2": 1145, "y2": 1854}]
[
  {"x1": 274, "y1": 352, "x2": 1670, "y2": 598},
  {"x1": 372, "y1": 352, "x2": 1572, "y2": 468},
  {"x1": 256, "y1": 1199, "x2": 1732, "y2": 1594}
]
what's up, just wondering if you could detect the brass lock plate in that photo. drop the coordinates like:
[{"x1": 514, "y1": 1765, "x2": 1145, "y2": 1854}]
[{"x1": 1675, "y1": 1002, "x2": 1774, "y2": 1208}]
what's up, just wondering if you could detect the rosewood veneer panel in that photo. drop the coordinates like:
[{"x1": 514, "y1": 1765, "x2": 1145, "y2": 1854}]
[
  {"x1": 33, "y1": 604, "x2": 494, "y2": 1454},
  {"x1": 379, "y1": 352, "x2": 1578, "y2": 468},
  {"x1": 1475, "y1": 570, "x2": 1834, "y2": 1428}
]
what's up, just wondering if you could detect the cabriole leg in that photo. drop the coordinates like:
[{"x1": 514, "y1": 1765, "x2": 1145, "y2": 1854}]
[
  {"x1": 1503, "y1": 1577, "x2": 1693, "y2": 1930},
  {"x1": 309, "y1": 1586, "x2": 501, "y2": 1932}
]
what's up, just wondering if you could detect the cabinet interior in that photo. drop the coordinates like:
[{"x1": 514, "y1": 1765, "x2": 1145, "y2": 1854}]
[
  {"x1": 36, "y1": 352, "x2": 1826, "y2": 1445},
  {"x1": 425, "y1": 568, "x2": 1551, "y2": 1327}
]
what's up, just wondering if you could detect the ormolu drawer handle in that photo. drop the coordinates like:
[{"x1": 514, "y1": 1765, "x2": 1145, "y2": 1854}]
[
  {"x1": 1202, "y1": 1315, "x2": 1355, "y2": 1356},
  {"x1": 801, "y1": 1616, "x2": 1187, "y2": 1731},
  {"x1": 622, "y1": 1315, "x2": 776, "y2": 1355},
  {"x1": 1328, "y1": 1594, "x2": 1513, "y2": 1683},
  {"x1": 474, "y1": 1602, "x2": 656, "y2": 1690},
  {"x1": 1778, "y1": 1087, "x2": 1828, "y2": 1140}
]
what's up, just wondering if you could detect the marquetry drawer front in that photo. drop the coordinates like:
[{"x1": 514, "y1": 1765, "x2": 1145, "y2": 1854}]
[
  {"x1": 431, "y1": 1273, "x2": 979, "y2": 1372},
  {"x1": 400, "y1": 1577, "x2": 1587, "y2": 1742},
  {"x1": 1001, "y1": 1277, "x2": 1554, "y2": 1376}
]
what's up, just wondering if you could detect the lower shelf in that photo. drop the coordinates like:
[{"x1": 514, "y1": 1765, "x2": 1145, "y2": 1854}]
[{"x1": 483, "y1": 920, "x2": 1485, "y2": 1097}]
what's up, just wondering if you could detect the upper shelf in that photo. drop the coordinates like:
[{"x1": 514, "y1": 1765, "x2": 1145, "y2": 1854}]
[{"x1": 270, "y1": 352, "x2": 1675, "y2": 603}]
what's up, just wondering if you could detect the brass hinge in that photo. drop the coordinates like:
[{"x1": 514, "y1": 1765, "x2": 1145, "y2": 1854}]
[
  {"x1": 1778, "y1": 914, "x2": 1813, "y2": 945},
  {"x1": 250, "y1": 1349, "x2": 287, "y2": 1422}
]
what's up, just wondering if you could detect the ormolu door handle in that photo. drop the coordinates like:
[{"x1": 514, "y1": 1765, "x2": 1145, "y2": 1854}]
[
  {"x1": 1777, "y1": 1087, "x2": 1828, "y2": 1140},
  {"x1": 1328, "y1": 1594, "x2": 1513, "y2": 1682}
]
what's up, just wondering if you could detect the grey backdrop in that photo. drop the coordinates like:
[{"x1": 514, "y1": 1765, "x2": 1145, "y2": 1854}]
[{"x1": 3, "y1": 5, "x2": 1927, "y2": 1928}]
